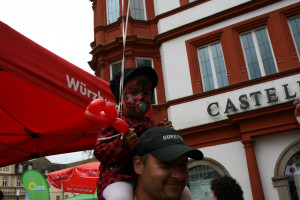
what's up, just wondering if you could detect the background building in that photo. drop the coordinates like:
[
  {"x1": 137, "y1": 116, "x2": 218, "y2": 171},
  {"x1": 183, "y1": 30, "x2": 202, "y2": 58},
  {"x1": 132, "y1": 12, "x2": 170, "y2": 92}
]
[
  {"x1": 0, "y1": 158, "x2": 93, "y2": 200},
  {"x1": 88, "y1": 0, "x2": 300, "y2": 199}
]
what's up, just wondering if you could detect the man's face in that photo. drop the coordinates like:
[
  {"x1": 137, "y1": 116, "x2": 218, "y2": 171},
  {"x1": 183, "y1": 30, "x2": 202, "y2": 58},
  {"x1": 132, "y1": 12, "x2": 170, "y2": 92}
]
[
  {"x1": 135, "y1": 154, "x2": 189, "y2": 200},
  {"x1": 122, "y1": 75, "x2": 152, "y2": 118}
]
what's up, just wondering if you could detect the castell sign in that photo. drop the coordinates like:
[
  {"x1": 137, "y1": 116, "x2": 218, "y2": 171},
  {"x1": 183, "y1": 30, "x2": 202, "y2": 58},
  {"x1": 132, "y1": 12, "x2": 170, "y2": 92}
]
[
  {"x1": 207, "y1": 79, "x2": 300, "y2": 117},
  {"x1": 204, "y1": 73, "x2": 300, "y2": 122},
  {"x1": 170, "y1": 74, "x2": 300, "y2": 129}
]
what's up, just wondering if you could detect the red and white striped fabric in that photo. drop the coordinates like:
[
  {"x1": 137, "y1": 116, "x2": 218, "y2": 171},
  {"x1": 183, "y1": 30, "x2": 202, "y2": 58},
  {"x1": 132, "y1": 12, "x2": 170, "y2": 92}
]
[{"x1": 48, "y1": 162, "x2": 100, "y2": 194}]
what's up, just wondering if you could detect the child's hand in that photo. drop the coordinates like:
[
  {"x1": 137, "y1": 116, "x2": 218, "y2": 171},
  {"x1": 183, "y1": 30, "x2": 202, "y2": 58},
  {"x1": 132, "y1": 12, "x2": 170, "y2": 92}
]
[
  {"x1": 122, "y1": 128, "x2": 139, "y2": 148},
  {"x1": 159, "y1": 118, "x2": 173, "y2": 129},
  {"x1": 164, "y1": 120, "x2": 173, "y2": 128}
]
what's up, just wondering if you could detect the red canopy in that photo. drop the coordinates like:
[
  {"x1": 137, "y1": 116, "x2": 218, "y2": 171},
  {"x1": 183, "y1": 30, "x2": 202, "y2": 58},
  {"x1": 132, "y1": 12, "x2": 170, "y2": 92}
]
[
  {"x1": 0, "y1": 22, "x2": 115, "y2": 167},
  {"x1": 48, "y1": 162, "x2": 100, "y2": 194}
]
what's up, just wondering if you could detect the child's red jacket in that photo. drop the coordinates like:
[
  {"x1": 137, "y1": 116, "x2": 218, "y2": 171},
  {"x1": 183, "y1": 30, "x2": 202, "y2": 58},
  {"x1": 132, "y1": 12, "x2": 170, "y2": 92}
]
[{"x1": 94, "y1": 113, "x2": 157, "y2": 196}]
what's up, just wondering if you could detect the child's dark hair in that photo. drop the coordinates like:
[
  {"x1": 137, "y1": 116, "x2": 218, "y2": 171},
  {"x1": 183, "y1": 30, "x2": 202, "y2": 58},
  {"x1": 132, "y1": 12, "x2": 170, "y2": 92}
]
[{"x1": 110, "y1": 66, "x2": 158, "y2": 104}]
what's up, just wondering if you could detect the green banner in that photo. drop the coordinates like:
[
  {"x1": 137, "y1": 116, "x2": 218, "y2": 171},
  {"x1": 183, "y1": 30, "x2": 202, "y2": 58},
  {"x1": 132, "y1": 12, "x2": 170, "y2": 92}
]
[
  {"x1": 64, "y1": 192, "x2": 97, "y2": 200},
  {"x1": 22, "y1": 169, "x2": 50, "y2": 200}
]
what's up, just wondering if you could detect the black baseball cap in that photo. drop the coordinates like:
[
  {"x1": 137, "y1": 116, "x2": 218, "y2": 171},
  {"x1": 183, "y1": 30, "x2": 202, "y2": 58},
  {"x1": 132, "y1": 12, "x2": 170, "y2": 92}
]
[
  {"x1": 110, "y1": 66, "x2": 158, "y2": 104},
  {"x1": 134, "y1": 126, "x2": 203, "y2": 162}
]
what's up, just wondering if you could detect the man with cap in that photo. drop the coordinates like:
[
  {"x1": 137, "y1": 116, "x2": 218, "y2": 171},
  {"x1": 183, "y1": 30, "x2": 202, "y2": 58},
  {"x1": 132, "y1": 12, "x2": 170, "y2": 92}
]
[
  {"x1": 94, "y1": 66, "x2": 174, "y2": 200},
  {"x1": 133, "y1": 126, "x2": 204, "y2": 200}
]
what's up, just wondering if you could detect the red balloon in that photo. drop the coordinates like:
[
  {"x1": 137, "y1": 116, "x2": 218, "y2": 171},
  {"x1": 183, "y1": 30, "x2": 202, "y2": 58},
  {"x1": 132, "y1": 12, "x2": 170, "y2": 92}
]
[
  {"x1": 87, "y1": 99, "x2": 106, "y2": 114},
  {"x1": 85, "y1": 99, "x2": 129, "y2": 134},
  {"x1": 84, "y1": 111, "x2": 113, "y2": 127},
  {"x1": 104, "y1": 102, "x2": 118, "y2": 120},
  {"x1": 289, "y1": 167, "x2": 295, "y2": 174},
  {"x1": 112, "y1": 118, "x2": 129, "y2": 133}
]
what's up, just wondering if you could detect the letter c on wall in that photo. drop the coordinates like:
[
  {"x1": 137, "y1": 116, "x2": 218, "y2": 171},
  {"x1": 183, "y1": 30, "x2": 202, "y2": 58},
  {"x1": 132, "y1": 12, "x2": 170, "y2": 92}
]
[{"x1": 207, "y1": 102, "x2": 219, "y2": 116}]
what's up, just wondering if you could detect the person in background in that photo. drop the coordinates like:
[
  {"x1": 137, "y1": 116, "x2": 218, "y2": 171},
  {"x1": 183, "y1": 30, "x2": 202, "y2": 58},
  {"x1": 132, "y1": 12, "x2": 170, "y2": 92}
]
[
  {"x1": 94, "y1": 66, "x2": 193, "y2": 200},
  {"x1": 210, "y1": 175, "x2": 244, "y2": 200},
  {"x1": 133, "y1": 126, "x2": 204, "y2": 200},
  {"x1": 0, "y1": 190, "x2": 3, "y2": 200}
]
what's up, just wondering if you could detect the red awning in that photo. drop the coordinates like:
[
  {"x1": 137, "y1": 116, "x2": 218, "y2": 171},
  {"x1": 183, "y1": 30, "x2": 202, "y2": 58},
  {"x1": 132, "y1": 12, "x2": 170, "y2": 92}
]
[{"x1": 0, "y1": 22, "x2": 115, "y2": 167}]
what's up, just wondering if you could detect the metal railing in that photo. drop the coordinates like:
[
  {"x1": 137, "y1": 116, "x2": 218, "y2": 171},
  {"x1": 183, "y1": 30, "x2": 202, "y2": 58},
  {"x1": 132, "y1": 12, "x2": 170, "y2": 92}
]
[{"x1": 0, "y1": 187, "x2": 25, "y2": 197}]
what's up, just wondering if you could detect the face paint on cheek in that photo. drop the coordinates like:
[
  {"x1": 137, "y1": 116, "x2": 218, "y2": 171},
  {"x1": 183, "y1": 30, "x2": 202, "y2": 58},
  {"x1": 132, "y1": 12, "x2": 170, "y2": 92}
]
[{"x1": 124, "y1": 93, "x2": 138, "y2": 108}]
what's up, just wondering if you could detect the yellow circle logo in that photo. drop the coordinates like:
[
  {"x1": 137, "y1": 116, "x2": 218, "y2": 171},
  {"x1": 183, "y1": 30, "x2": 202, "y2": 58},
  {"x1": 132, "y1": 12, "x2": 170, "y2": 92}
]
[{"x1": 28, "y1": 182, "x2": 36, "y2": 191}]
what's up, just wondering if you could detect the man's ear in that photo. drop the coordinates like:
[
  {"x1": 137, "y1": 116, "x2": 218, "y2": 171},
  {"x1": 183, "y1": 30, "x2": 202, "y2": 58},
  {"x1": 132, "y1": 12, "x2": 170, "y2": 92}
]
[{"x1": 133, "y1": 155, "x2": 143, "y2": 175}]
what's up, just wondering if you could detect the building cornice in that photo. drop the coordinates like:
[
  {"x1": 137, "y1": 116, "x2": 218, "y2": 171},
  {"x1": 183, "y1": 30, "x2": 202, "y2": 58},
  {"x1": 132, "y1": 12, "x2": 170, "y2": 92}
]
[
  {"x1": 154, "y1": 0, "x2": 282, "y2": 46},
  {"x1": 160, "y1": 67, "x2": 300, "y2": 108}
]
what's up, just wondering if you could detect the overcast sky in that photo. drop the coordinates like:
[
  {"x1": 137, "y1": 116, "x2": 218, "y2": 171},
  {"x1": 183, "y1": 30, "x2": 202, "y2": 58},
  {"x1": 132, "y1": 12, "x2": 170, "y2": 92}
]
[
  {"x1": 0, "y1": 0, "x2": 94, "y2": 74},
  {"x1": 0, "y1": 0, "x2": 95, "y2": 163}
]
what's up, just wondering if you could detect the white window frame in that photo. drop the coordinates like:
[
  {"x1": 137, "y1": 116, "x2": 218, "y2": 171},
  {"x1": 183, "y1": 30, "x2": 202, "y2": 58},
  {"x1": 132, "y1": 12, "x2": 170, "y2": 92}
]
[
  {"x1": 288, "y1": 15, "x2": 300, "y2": 61},
  {"x1": 17, "y1": 177, "x2": 21, "y2": 187},
  {"x1": 110, "y1": 60, "x2": 122, "y2": 80},
  {"x1": 240, "y1": 26, "x2": 278, "y2": 79},
  {"x1": 4, "y1": 166, "x2": 8, "y2": 171},
  {"x1": 18, "y1": 164, "x2": 23, "y2": 173},
  {"x1": 130, "y1": 0, "x2": 147, "y2": 20},
  {"x1": 136, "y1": 57, "x2": 157, "y2": 105},
  {"x1": 197, "y1": 41, "x2": 228, "y2": 92},
  {"x1": 3, "y1": 176, "x2": 7, "y2": 187},
  {"x1": 106, "y1": 0, "x2": 120, "y2": 24}
]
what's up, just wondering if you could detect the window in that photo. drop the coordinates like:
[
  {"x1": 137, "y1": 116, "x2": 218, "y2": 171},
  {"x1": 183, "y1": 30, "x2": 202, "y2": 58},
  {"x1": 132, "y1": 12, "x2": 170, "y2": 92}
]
[
  {"x1": 4, "y1": 166, "x2": 8, "y2": 171},
  {"x1": 136, "y1": 58, "x2": 152, "y2": 67},
  {"x1": 107, "y1": 0, "x2": 120, "y2": 24},
  {"x1": 45, "y1": 169, "x2": 48, "y2": 175},
  {"x1": 130, "y1": 0, "x2": 146, "y2": 20},
  {"x1": 28, "y1": 165, "x2": 32, "y2": 170},
  {"x1": 110, "y1": 61, "x2": 122, "y2": 80},
  {"x1": 188, "y1": 165, "x2": 221, "y2": 199},
  {"x1": 18, "y1": 164, "x2": 23, "y2": 173},
  {"x1": 17, "y1": 177, "x2": 21, "y2": 187},
  {"x1": 188, "y1": 158, "x2": 229, "y2": 200},
  {"x1": 56, "y1": 196, "x2": 60, "y2": 200},
  {"x1": 3, "y1": 177, "x2": 7, "y2": 187},
  {"x1": 197, "y1": 42, "x2": 228, "y2": 92},
  {"x1": 136, "y1": 58, "x2": 157, "y2": 104},
  {"x1": 288, "y1": 16, "x2": 300, "y2": 60},
  {"x1": 285, "y1": 150, "x2": 300, "y2": 200},
  {"x1": 240, "y1": 27, "x2": 277, "y2": 80},
  {"x1": 272, "y1": 138, "x2": 300, "y2": 199}
]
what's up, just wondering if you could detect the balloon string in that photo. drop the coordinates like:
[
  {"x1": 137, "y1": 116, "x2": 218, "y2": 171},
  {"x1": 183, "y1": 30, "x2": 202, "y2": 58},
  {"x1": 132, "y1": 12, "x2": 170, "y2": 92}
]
[
  {"x1": 99, "y1": 1, "x2": 130, "y2": 142},
  {"x1": 98, "y1": 133, "x2": 122, "y2": 141},
  {"x1": 117, "y1": 0, "x2": 131, "y2": 117}
]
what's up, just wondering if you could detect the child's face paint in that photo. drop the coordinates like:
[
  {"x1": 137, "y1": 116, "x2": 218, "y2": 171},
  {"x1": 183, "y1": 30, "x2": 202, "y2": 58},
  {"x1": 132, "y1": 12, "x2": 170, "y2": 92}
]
[{"x1": 123, "y1": 75, "x2": 152, "y2": 118}]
